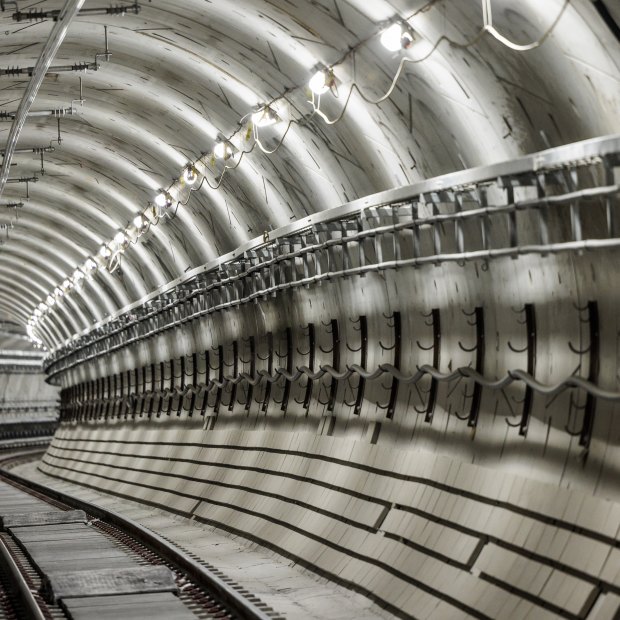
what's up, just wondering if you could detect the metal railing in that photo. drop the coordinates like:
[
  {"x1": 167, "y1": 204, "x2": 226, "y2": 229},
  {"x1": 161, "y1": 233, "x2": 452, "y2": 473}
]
[{"x1": 43, "y1": 134, "x2": 620, "y2": 380}]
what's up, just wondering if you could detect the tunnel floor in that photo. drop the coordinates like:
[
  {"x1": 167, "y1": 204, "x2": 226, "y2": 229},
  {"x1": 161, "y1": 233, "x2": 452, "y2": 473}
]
[{"x1": 12, "y1": 459, "x2": 395, "y2": 620}]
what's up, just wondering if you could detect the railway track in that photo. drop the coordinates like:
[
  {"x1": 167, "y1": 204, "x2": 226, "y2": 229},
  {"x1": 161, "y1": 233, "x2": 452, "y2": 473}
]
[{"x1": 0, "y1": 447, "x2": 283, "y2": 620}]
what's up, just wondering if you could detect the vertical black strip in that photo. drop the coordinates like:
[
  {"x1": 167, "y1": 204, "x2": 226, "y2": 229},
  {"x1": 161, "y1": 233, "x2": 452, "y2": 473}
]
[
  {"x1": 467, "y1": 307, "x2": 485, "y2": 428},
  {"x1": 229, "y1": 341, "x2": 238, "y2": 411},
  {"x1": 156, "y1": 361, "x2": 164, "y2": 417},
  {"x1": 201, "y1": 350, "x2": 210, "y2": 416},
  {"x1": 188, "y1": 352, "x2": 197, "y2": 417},
  {"x1": 177, "y1": 356, "x2": 186, "y2": 416},
  {"x1": 328, "y1": 320, "x2": 340, "y2": 412},
  {"x1": 166, "y1": 359, "x2": 175, "y2": 416},
  {"x1": 302, "y1": 324, "x2": 316, "y2": 410},
  {"x1": 214, "y1": 346, "x2": 224, "y2": 415},
  {"x1": 520, "y1": 304, "x2": 536, "y2": 436},
  {"x1": 425, "y1": 309, "x2": 441, "y2": 424},
  {"x1": 581, "y1": 301, "x2": 600, "y2": 449},
  {"x1": 261, "y1": 333, "x2": 273, "y2": 413},
  {"x1": 353, "y1": 316, "x2": 368, "y2": 416},
  {"x1": 245, "y1": 337, "x2": 255, "y2": 413},
  {"x1": 385, "y1": 312, "x2": 401, "y2": 420},
  {"x1": 280, "y1": 328, "x2": 293, "y2": 412}
]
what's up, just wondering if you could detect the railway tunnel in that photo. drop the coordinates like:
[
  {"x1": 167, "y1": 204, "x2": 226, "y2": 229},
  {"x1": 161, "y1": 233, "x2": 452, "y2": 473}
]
[{"x1": 0, "y1": 0, "x2": 619, "y2": 618}]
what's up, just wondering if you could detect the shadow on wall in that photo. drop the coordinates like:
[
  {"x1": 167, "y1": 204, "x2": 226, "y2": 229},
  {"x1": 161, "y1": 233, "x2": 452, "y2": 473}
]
[{"x1": 56, "y1": 245, "x2": 620, "y2": 501}]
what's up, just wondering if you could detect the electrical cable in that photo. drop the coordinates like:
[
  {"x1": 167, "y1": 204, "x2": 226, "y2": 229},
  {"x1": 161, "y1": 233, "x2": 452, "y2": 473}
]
[{"x1": 30, "y1": 0, "x2": 573, "y2": 342}]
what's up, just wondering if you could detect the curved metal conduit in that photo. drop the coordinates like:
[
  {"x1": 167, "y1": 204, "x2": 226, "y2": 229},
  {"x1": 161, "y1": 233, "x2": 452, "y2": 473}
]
[
  {"x1": 43, "y1": 134, "x2": 620, "y2": 380},
  {"x1": 60, "y1": 360, "x2": 620, "y2": 424},
  {"x1": 0, "y1": 0, "x2": 85, "y2": 196}
]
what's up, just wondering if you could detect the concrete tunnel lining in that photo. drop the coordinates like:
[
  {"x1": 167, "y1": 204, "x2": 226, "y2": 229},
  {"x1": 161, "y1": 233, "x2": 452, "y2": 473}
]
[{"x1": 0, "y1": 1, "x2": 619, "y2": 618}]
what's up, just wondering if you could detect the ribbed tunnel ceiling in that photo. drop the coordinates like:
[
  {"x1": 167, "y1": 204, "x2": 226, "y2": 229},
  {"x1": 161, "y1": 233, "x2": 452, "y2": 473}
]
[{"x1": 0, "y1": 0, "x2": 618, "y2": 350}]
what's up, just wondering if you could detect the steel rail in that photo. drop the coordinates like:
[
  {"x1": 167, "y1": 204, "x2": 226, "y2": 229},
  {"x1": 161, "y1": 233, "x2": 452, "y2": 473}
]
[
  {"x1": 0, "y1": 536, "x2": 46, "y2": 620},
  {"x1": 0, "y1": 454, "x2": 276, "y2": 620}
]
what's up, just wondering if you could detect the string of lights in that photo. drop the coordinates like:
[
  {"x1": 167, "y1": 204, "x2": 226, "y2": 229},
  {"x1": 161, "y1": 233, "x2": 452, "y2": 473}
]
[{"x1": 26, "y1": 0, "x2": 572, "y2": 348}]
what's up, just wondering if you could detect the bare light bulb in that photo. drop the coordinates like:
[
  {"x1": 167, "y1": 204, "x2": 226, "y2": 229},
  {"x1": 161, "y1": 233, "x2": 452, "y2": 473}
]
[
  {"x1": 183, "y1": 165, "x2": 198, "y2": 185},
  {"x1": 133, "y1": 214, "x2": 146, "y2": 229},
  {"x1": 99, "y1": 244, "x2": 111, "y2": 258},
  {"x1": 155, "y1": 191, "x2": 170, "y2": 208},
  {"x1": 114, "y1": 231, "x2": 126, "y2": 247},
  {"x1": 380, "y1": 23, "x2": 413, "y2": 51},
  {"x1": 309, "y1": 68, "x2": 332, "y2": 95},
  {"x1": 214, "y1": 141, "x2": 228, "y2": 159}
]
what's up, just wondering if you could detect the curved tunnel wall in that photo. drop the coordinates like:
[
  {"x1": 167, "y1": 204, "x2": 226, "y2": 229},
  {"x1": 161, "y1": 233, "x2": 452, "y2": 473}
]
[
  {"x1": 2, "y1": 0, "x2": 618, "y2": 336},
  {"x1": 50, "y1": 238, "x2": 620, "y2": 495},
  {"x1": 0, "y1": 329, "x2": 59, "y2": 443},
  {"x1": 0, "y1": 0, "x2": 619, "y2": 617},
  {"x1": 47, "y1": 144, "x2": 620, "y2": 498},
  {"x1": 42, "y1": 145, "x2": 620, "y2": 617}
]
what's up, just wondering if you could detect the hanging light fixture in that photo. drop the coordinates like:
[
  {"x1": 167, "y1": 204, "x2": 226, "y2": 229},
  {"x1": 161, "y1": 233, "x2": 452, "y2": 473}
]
[
  {"x1": 214, "y1": 139, "x2": 236, "y2": 160},
  {"x1": 309, "y1": 67, "x2": 334, "y2": 95},
  {"x1": 183, "y1": 164, "x2": 198, "y2": 185},
  {"x1": 155, "y1": 190, "x2": 172, "y2": 208},
  {"x1": 133, "y1": 213, "x2": 146, "y2": 229},
  {"x1": 83, "y1": 258, "x2": 98, "y2": 274},
  {"x1": 113, "y1": 231, "x2": 126, "y2": 248},
  {"x1": 251, "y1": 105, "x2": 280, "y2": 128},
  {"x1": 380, "y1": 22, "x2": 413, "y2": 51},
  {"x1": 32, "y1": 4, "x2": 560, "y2": 319}
]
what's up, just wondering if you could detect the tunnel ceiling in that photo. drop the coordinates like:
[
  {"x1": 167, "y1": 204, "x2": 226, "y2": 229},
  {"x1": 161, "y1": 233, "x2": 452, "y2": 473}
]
[{"x1": 0, "y1": 0, "x2": 618, "y2": 350}]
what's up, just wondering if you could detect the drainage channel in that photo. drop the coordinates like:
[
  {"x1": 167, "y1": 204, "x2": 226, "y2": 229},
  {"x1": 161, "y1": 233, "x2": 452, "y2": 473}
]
[{"x1": 0, "y1": 449, "x2": 283, "y2": 620}]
